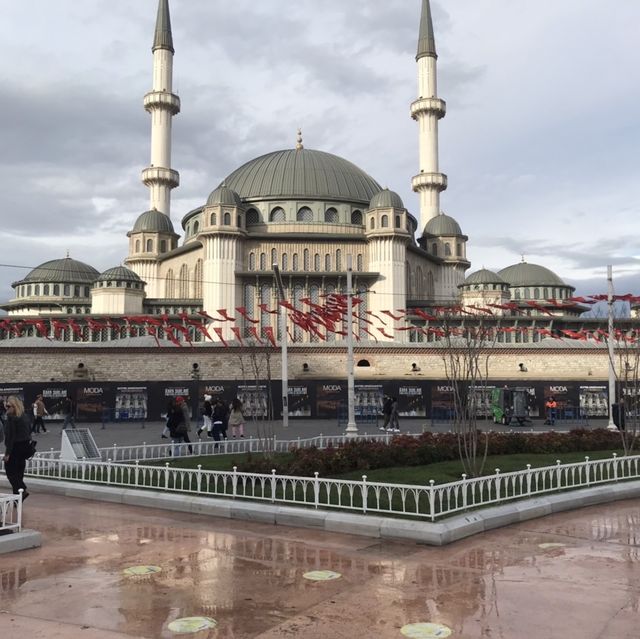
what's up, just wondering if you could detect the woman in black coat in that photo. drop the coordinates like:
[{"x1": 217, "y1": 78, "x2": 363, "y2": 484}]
[{"x1": 3, "y1": 396, "x2": 33, "y2": 500}]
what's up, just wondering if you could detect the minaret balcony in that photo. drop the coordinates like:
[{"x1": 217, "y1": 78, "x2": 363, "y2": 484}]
[
  {"x1": 411, "y1": 97, "x2": 446, "y2": 120},
  {"x1": 142, "y1": 167, "x2": 180, "y2": 188},
  {"x1": 144, "y1": 91, "x2": 181, "y2": 115},
  {"x1": 412, "y1": 172, "x2": 448, "y2": 192}
]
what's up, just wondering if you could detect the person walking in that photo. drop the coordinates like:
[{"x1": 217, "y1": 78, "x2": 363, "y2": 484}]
[
  {"x1": 388, "y1": 397, "x2": 400, "y2": 433},
  {"x1": 211, "y1": 398, "x2": 228, "y2": 442},
  {"x1": 61, "y1": 395, "x2": 75, "y2": 430},
  {"x1": 165, "y1": 399, "x2": 185, "y2": 456},
  {"x1": 228, "y1": 398, "x2": 245, "y2": 438},
  {"x1": 31, "y1": 394, "x2": 48, "y2": 434},
  {"x1": 545, "y1": 396, "x2": 558, "y2": 426},
  {"x1": 3, "y1": 396, "x2": 33, "y2": 500},
  {"x1": 175, "y1": 396, "x2": 193, "y2": 454},
  {"x1": 379, "y1": 396, "x2": 393, "y2": 431},
  {"x1": 198, "y1": 394, "x2": 213, "y2": 438}
]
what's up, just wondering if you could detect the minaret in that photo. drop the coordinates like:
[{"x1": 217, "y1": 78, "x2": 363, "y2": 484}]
[
  {"x1": 142, "y1": 0, "x2": 180, "y2": 218},
  {"x1": 411, "y1": 0, "x2": 447, "y2": 234}
]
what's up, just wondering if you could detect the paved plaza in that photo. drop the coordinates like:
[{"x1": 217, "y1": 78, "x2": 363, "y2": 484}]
[{"x1": 0, "y1": 493, "x2": 638, "y2": 638}]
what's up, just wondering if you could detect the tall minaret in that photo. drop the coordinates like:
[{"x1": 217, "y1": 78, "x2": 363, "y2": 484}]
[
  {"x1": 411, "y1": 0, "x2": 447, "y2": 234},
  {"x1": 142, "y1": 0, "x2": 180, "y2": 218}
]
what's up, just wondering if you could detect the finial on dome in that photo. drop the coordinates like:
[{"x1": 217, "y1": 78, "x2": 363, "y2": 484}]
[
  {"x1": 521, "y1": 255, "x2": 526, "y2": 263},
  {"x1": 66, "y1": 249, "x2": 70, "y2": 258},
  {"x1": 296, "y1": 128, "x2": 304, "y2": 150}
]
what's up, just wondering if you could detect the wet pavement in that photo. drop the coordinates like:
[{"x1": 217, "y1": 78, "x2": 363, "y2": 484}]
[{"x1": 0, "y1": 495, "x2": 638, "y2": 638}]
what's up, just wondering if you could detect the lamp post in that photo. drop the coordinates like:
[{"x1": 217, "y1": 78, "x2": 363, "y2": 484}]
[
  {"x1": 344, "y1": 254, "x2": 358, "y2": 438},
  {"x1": 606, "y1": 265, "x2": 618, "y2": 431},
  {"x1": 273, "y1": 264, "x2": 289, "y2": 429}
]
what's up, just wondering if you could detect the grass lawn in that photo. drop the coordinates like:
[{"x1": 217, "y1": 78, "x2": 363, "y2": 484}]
[{"x1": 153, "y1": 449, "x2": 624, "y2": 486}]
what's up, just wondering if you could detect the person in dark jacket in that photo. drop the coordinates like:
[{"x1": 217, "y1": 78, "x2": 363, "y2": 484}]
[{"x1": 3, "y1": 396, "x2": 33, "y2": 500}]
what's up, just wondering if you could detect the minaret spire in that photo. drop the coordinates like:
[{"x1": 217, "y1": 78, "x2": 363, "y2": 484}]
[
  {"x1": 142, "y1": 0, "x2": 180, "y2": 218},
  {"x1": 411, "y1": 0, "x2": 447, "y2": 234},
  {"x1": 416, "y1": 0, "x2": 437, "y2": 60}
]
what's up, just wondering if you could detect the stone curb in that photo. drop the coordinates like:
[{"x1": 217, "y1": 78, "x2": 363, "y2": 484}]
[
  {"x1": 3, "y1": 478, "x2": 640, "y2": 546},
  {"x1": 0, "y1": 529, "x2": 42, "y2": 555}
]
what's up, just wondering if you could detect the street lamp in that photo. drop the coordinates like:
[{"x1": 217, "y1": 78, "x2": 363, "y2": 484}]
[
  {"x1": 273, "y1": 264, "x2": 289, "y2": 429},
  {"x1": 344, "y1": 254, "x2": 358, "y2": 438},
  {"x1": 607, "y1": 265, "x2": 618, "y2": 431}
]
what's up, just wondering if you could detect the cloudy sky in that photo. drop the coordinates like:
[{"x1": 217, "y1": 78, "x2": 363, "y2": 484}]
[{"x1": 0, "y1": 0, "x2": 638, "y2": 301}]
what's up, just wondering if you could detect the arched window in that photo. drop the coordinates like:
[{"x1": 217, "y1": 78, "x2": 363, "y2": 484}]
[
  {"x1": 135, "y1": 240, "x2": 141, "y2": 253},
  {"x1": 166, "y1": 270, "x2": 175, "y2": 298},
  {"x1": 194, "y1": 259, "x2": 203, "y2": 298},
  {"x1": 259, "y1": 252, "x2": 266, "y2": 270},
  {"x1": 282, "y1": 253, "x2": 288, "y2": 271},
  {"x1": 432, "y1": 243, "x2": 438, "y2": 256},
  {"x1": 84, "y1": 286, "x2": 90, "y2": 297},
  {"x1": 53, "y1": 284, "x2": 60, "y2": 296},
  {"x1": 223, "y1": 212, "x2": 231, "y2": 225},
  {"x1": 325, "y1": 208, "x2": 338, "y2": 223},
  {"x1": 314, "y1": 253, "x2": 321, "y2": 271},
  {"x1": 43, "y1": 284, "x2": 50, "y2": 295},
  {"x1": 543, "y1": 287, "x2": 548, "y2": 300},
  {"x1": 210, "y1": 212, "x2": 217, "y2": 225},
  {"x1": 427, "y1": 271, "x2": 435, "y2": 298},
  {"x1": 271, "y1": 248, "x2": 277, "y2": 267},
  {"x1": 325, "y1": 254, "x2": 331, "y2": 271},
  {"x1": 193, "y1": 221, "x2": 200, "y2": 234},
  {"x1": 63, "y1": 284, "x2": 70, "y2": 296},
  {"x1": 381, "y1": 215, "x2": 389, "y2": 228},
  {"x1": 395, "y1": 215, "x2": 401, "y2": 228},
  {"x1": 297, "y1": 207, "x2": 313, "y2": 222},
  {"x1": 457, "y1": 242, "x2": 462, "y2": 256},
  {"x1": 357, "y1": 359, "x2": 371, "y2": 367},
  {"x1": 534, "y1": 287, "x2": 540, "y2": 299},
  {"x1": 260, "y1": 284, "x2": 272, "y2": 339},
  {"x1": 370, "y1": 217, "x2": 375, "y2": 229},
  {"x1": 246, "y1": 208, "x2": 260, "y2": 225},
  {"x1": 237, "y1": 215, "x2": 242, "y2": 228},
  {"x1": 146, "y1": 239, "x2": 153, "y2": 252},
  {"x1": 524, "y1": 287, "x2": 530, "y2": 299},
  {"x1": 356, "y1": 254, "x2": 363, "y2": 271},
  {"x1": 292, "y1": 254, "x2": 299, "y2": 271},
  {"x1": 335, "y1": 249, "x2": 342, "y2": 271},
  {"x1": 178, "y1": 264, "x2": 189, "y2": 298},
  {"x1": 310, "y1": 284, "x2": 320, "y2": 342},
  {"x1": 160, "y1": 240, "x2": 167, "y2": 253},
  {"x1": 303, "y1": 248, "x2": 310, "y2": 271},
  {"x1": 34, "y1": 284, "x2": 40, "y2": 296},
  {"x1": 249, "y1": 253, "x2": 256, "y2": 271},
  {"x1": 515, "y1": 289, "x2": 521, "y2": 300},
  {"x1": 406, "y1": 262, "x2": 413, "y2": 297},
  {"x1": 293, "y1": 284, "x2": 304, "y2": 341},
  {"x1": 270, "y1": 207, "x2": 285, "y2": 222},
  {"x1": 351, "y1": 210, "x2": 363, "y2": 225},
  {"x1": 74, "y1": 286, "x2": 80, "y2": 297},
  {"x1": 444, "y1": 243, "x2": 451, "y2": 256}
]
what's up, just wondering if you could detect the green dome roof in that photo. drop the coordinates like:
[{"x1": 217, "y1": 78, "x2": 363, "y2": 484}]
[
  {"x1": 219, "y1": 148, "x2": 383, "y2": 205},
  {"x1": 207, "y1": 185, "x2": 242, "y2": 207},
  {"x1": 498, "y1": 262, "x2": 568, "y2": 288},
  {"x1": 97, "y1": 266, "x2": 142, "y2": 283},
  {"x1": 18, "y1": 257, "x2": 99, "y2": 285},
  {"x1": 424, "y1": 213, "x2": 462, "y2": 236},
  {"x1": 464, "y1": 269, "x2": 505, "y2": 285},
  {"x1": 132, "y1": 209, "x2": 176, "y2": 234},
  {"x1": 369, "y1": 189, "x2": 404, "y2": 209}
]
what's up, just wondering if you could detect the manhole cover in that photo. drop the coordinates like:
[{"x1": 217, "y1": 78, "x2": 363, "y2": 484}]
[
  {"x1": 401, "y1": 622, "x2": 452, "y2": 638},
  {"x1": 168, "y1": 617, "x2": 218, "y2": 634},
  {"x1": 303, "y1": 570, "x2": 342, "y2": 581},
  {"x1": 123, "y1": 565, "x2": 162, "y2": 576}
]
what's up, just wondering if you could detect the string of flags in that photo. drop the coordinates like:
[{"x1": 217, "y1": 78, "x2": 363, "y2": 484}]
[{"x1": 0, "y1": 293, "x2": 638, "y2": 347}]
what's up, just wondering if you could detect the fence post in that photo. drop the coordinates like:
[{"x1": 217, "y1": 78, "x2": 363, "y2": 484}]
[
  {"x1": 271, "y1": 469, "x2": 276, "y2": 503},
  {"x1": 142, "y1": 442, "x2": 147, "y2": 460},
  {"x1": 585, "y1": 456, "x2": 590, "y2": 486},
  {"x1": 462, "y1": 474, "x2": 468, "y2": 510},
  {"x1": 112, "y1": 444, "x2": 118, "y2": 462},
  {"x1": 612, "y1": 453, "x2": 618, "y2": 482},
  {"x1": 107, "y1": 459, "x2": 112, "y2": 485},
  {"x1": 362, "y1": 475, "x2": 368, "y2": 514},
  {"x1": 81, "y1": 458, "x2": 86, "y2": 482},
  {"x1": 556, "y1": 460, "x2": 562, "y2": 490},
  {"x1": 164, "y1": 462, "x2": 170, "y2": 490},
  {"x1": 495, "y1": 469, "x2": 502, "y2": 501},
  {"x1": 232, "y1": 466, "x2": 238, "y2": 499},
  {"x1": 314, "y1": 472, "x2": 320, "y2": 509},
  {"x1": 428, "y1": 480, "x2": 436, "y2": 522},
  {"x1": 526, "y1": 464, "x2": 532, "y2": 496},
  {"x1": 135, "y1": 460, "x2": 140, "y2": 487},
  {"x1": 197, "y1": 464, "x2": 202, "y2": 493}
]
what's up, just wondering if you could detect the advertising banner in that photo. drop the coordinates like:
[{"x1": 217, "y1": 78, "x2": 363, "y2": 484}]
[
  {"x1": 397, "y1": 384, "x2": 426, "y2": 417},
  {"x1": 316, "y1": 383, "x2": 346, "y2": 419},
  {"x1": 0, "y1": 386, "x2": 24, "y2": 407},
  {"x1": 40, "y1": 387, "x2": 69, "y2": 420},
  {"x1": 354, "y1": 383, "x2": 384, "y2": 418},
  {"x1": 468, "y1": 385, "x2": 495, "y2": 420},
  {"x1": 76, "y1": 385, "x2": 110, "y2": 422},
  {"x1": 431, "y1": 384, "x2": 454, "y2": 419},
  {"x1": 237, "y1": 384, "x2": 269, "y2": 418},
  {"x1": 287, "y1": 385, "x2": 312, "y2": 417},
  {"x1": 579, "y1": 385, "x2": 608, "y2": 418},
  {"x1": 115, "y1": 386, "x2": 148, "y2": 420}
]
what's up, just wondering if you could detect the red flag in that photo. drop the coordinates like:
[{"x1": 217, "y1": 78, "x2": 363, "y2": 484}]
[
  {"x1": 216, "y1": 309, "x2": 236, "y2": 322},
  {"x1": 525, "y1": 301, "x2": 553, "y2": 316},
  {"x1": 67, "y1": 318, "x2": 83, "y2": 338},
  {"x1": 164, "y1": 326, "x2": 183, "y2": 348},
  {"x1": 247, "y1": 326, "x2": 264, "y2": 344},
  {"x1": 235, "y1": 307, "x2": 259, "y2": 324},
  {"x1": 24, "y1": 319, "x2": 51, "y2": 339},
  {"x1": 194, "y1": 322, "x2": 214, "y2": 342},
  {"x1": 213, "y1": 327, "x2": 229, "y2": 347},
  {"x1": 230, "y1": 326, "x2": 244, "y2": 345},
  {"x1": 381, "y1": 310, "x2": 404, "y2": 321},
  {"x1": 197, "y1": 310, "x2": 219, "y2": 322},
  {"x1": 378, "y1": 327, "x2": 395, "y2": 339},
  {"x1": 366, "y1": 311, "x2": 387, "y2": 325},
  {"x1": 258, "y1": 303, "x2": 279, "y2": 315},
  {"x1": 263, "y1": 326, "x2": 277, "y2": 347},
  {"x1": 52, "y1": 319, "x2": 68, "y2": 340},
  {"x1": 412, "y1": 309, "x2": 437, "y2": 321}
]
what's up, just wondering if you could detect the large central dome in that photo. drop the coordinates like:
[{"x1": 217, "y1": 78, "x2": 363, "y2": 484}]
[{"x1": 219, "y1": 148, "x2": 383, "y2": 205}]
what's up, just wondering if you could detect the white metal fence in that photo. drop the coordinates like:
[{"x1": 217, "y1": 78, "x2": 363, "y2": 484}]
[
  {"x1": 22, "y1": 453, "x2": 640, "y2": 521},
  {"x1": 0, "y1": 493, "x2": 22, "y2": 533}
]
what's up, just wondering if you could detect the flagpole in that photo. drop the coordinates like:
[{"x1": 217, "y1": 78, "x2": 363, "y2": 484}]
[
  {"x1": 607, "y1": 265, "x2": 618, "y2": 431},
  {"x1": 273, "y1": 264, "x2": 289, "y2": 429},
  {"x1": 345, "y1": 254, "x2": 358, "y2": 438}
]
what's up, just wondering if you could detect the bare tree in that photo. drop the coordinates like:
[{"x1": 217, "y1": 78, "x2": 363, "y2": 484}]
[{"x1": 613, "y1": 331, "x2": 640, "y2": 455}]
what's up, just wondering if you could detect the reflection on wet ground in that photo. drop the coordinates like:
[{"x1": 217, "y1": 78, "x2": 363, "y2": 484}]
[{"x1": 0, "y1": 495, "x2": 639, "y2": 638}]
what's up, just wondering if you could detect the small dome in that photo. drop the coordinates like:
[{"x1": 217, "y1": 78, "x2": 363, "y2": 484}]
[
  {"x1": 207, "y1": 185, "x2": 242, "y2": 207},
  {"x1": 463, "y1": 269, "x2": 505, "y2": 286},
  {"x1": 132, "y1": 209, "x2": 175, "y2": 234},
  {"x1": 498, "y1": 262, "x2": 567, "y2": 287},
  {"x1": 424, "y1": 213, "x2": 462, "y2": 236},
  {"x1": 369, "y1": 189, "x2": 404, "y2": 210},
  {"x1": 18, "y1": 257, "x2": 99, "y2": 285},
  {"x1": 97, "y1": 266, "x2": 143, "y2": 283}
]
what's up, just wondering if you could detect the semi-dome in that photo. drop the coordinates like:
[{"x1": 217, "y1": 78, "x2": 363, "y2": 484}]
[
  {"x1": 97, "y1": 266, "x2": 142, "y2": 283},
  {"x1": 498, "y1": 262, "x2": 567, "y2": 287},
  {"x1": 132, "y1": 209, "x2": 176, "y2": 234},
  {"x1": 463, "y1": 269, "x2": 505, "y2": 285},
  {"x1": 424, "y1": 213, "x2": 462, "y2": 236},
  {"x1": 207, "y1": 185, "x2": 242, "y2": 207},
  {"x1": 369, "y1": 189, "x2": 404, "y2": 210},
  {"x1": 219, "y1": 148, "x2": 382, "y2": 205},
  {"x1": 18, "y1": 257, "x2": 99, "y2": 285}
]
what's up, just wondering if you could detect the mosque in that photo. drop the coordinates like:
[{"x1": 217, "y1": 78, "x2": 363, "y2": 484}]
[{"x1": 0, "y1": 0, "x2": 587, "y2": 342}]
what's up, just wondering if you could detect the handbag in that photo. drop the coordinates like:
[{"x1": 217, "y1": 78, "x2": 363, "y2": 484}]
[{"x1": 25, "y1": 439, "x2": 37, "y2": 460}]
